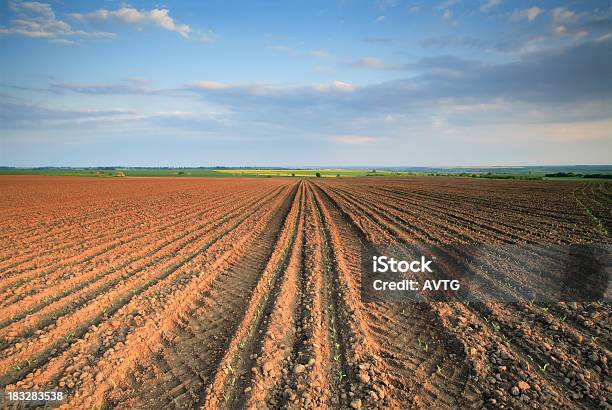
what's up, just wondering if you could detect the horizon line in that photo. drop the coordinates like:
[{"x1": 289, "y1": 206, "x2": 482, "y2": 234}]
[{"x1": 1, "y1": 164, "x2": 612, "y2": 169}]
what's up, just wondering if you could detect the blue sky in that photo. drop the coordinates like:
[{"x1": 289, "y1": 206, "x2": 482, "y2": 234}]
[{"x1": 0, "y1": 0, "x2": 611, "y2": 167}]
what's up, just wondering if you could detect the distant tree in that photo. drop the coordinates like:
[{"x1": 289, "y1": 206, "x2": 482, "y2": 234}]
[
  {"x1": 584, "y1": 174, "x2": 612, "y2": 179},
  {"x1": 316, "y1": 172, "x2": 321, "y2": 178},
  {"x1": 291, "y1": 173, "x2": 295, "y2": 177},
  {"x1": 545, "y1": 172, "x2": 579, "y2": 178},
  {"x1": 336, "y1": 174, "x2": 340, "y2": 177}
]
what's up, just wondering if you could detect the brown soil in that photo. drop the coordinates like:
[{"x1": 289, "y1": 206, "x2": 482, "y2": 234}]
[{"x1": 0, "y1": 175, "x2": 609, "y2": 409}]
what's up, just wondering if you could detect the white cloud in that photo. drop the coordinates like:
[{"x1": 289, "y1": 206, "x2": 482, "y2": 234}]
[
  {"x1": 306, "y1": 50, "x2": 333, "y2": 59},
  {"x1": 49, "y1": 38, "x2": 79, "y2": 45},
  {"x1": 480, "y1": 0, "x2": 502, "y2": 13},
  {"x1": 270, "y1": 45, "x2": 333, "y2": 60},
  {"x1": 352, "y1": 57, "x2": 387, "y2": 69},
  {"x1": 148, "y1": 9, "x2": 190, "y2": 38},
  {"x1": 0, "y1": 1, "x2": 115, "y2": 42},
  {"x1": 505, "y1": 118, "x2": 612, "y2": 143},
  {"x1": 375, "y1": 15, "x2": 385, "y2": 23},
  {"x1": 438, "y1": 0, "x2": 458, "y2": 8},
  {"x1": 70, "y1": 6, "x2": 193, "y2": 39},
  {"x1": 313, "y1": 81, "x2": 354, "y2": 92},
  {"x1": 196, "y1": 30, "x2": 216, "y2": 43},
  {"x1": 510, "y1": 7, "x2": 542, "y2": 22},
  {"x1": 189, "y1": 81, "x2": 283, "y2": 96},
  {"x1": 349, "y1": 57, "x2": 404, "y2": 70},
  {"x1": 189, "y1": 81, "x2": 230, "y2": 91},
  {"x1": 50, "y1": 79, "x2": 161, "y2": 95},
  {"x1": 551, "y1": 7, "x2": 576, "y2": 24},
  {"x1": 270, "y1": 45, "x2": 298, "y2": 56},
  {"x1": 515, "y1": 36, "x2": 546, "y2": 54},
  {"x1": 554, "y1": 25, "x2": 567, "y2": 36},
  {"x1": 333, "y1": 135, "x2": 379, "y2": 144},
  {"x1": 182, "y1": 37, "x2": 612, "y2": 130},
  {"x1": 148, "y1": 111, "x2": 196, "y2": 119},
  {"x1": 14, "y1": 1, "x2": 52, "y2": 17},
  {"x1": 188, "y1": 80, "x2": 355, "y2": 96},
  {"x1": 436, "y1": 0, "x2": 457, "y2": 20},
  {"x1": 375, "y1": 0, "x2": 398, "y2": 12},
  {"x1": 596, "y1": 32, "x2": 612, "y2": 42},
  {"x1": 525, "y1": 7, "x2": 542, "y2": 21},
  {"x1": 573, "y1": 31, "x2": 588, "y2": 41}
]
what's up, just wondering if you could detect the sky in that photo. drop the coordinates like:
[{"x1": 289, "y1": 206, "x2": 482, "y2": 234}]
[{"x1": 0, "y1": 0, "x2": 611, "y2": 167}]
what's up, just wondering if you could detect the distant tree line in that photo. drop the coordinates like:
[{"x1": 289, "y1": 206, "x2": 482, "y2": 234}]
[{"x1": 545, "y1": 172, "x2": 612, "y2": 179}]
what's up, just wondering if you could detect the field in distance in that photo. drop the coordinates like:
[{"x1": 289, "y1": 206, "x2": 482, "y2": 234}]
[
  {"x1": 215, "y1": 169, "x2": 406, "y2": 177},
  {"x1": 1, "y1": 165, "x2": 610, "y2": 180},
  {"x1": 0, "y1": 167, "x2": 406, "y2": 178}
]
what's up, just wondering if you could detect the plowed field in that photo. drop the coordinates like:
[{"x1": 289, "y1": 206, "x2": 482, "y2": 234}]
[{"x1": 0, "y1": 175, "x2": 610, "y2": 409}]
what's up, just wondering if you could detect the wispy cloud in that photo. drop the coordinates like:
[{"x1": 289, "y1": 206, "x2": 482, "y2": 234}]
[
  {"x1": 306, "y1": 50, "x2": 333, "y2": 59},
  {"x1": 333, "y1": 135, "x2": 379, "y2": 144},
  {"x1": 543, "y1": 7, "x2": 612, "y2": 42},
  {"x1": 480, "y1": 0, "x2": 501, "y2": 13},
  {"x1": 0, "y1": 99, "x2": 134, "y2": 129},
  {"x1": 2, "y1": 1, "x2": 611, "y2": 167},
  {"x1": 0, "y1": 98, "x2": 227, "y2": 133},
  {"x1": 420, "y1": 35, "x2": 491, "y2": 50},
  {"x1": 6, "y1": 35, "x2": 609, "y2": 143},
  {"x1": 0, "y1": 1, "x2": 115, "y2": 44},
  {"x1": 375, "y1": 0, "x2": 399, "y2": 12},
  {"x1": 48, "y1": 38, "x2": 79, "y2": 45},
  {"x1": 361, "y1": 37, "x2": 395, "y2": 44},
  {"x1": 50, "y1": 78, "x2": 161, "y2": 95},
  {"x1": 183, "y1": 80, "x2": 363, "y2": 126},
  {"x1": 270, "y1": 45, "x2": 333, "y2": 59},
  {"x1": 269, "y1": 45, "x2": 299, "y2": 56},
  {"x1": 510, "y1": 7, "x2": 542, "y2": 22},
  {"x1": 184, "y1": 37, "x2": 612, "y2": 123},
  {"x1": 349, "y1": 57, "x2": 406, "y2": 70},
  {"x1": 188, "y1": 81, "x2": 231, "y2": 91},
  {"x1": 551, "y1": 7, "x2": 576, "y2": 24},
  {"x1": 188, "y1": 80, "x2": 355, "y2": 97},
  {"x1": 408, "y1": 4, "x2": 421, "y2": 13},
  {"x1": 598, "y1": 32, "x2": 612, "y2": 42},
  {"x1": 68, "y1": 5, "x2": 212, "y2": 40},
  {"x1": 313, "y1": 81, "x2": 355, "y2": 92},
  {"x1": 436, "y1": 0, "x2": 458, "y2": 20}
]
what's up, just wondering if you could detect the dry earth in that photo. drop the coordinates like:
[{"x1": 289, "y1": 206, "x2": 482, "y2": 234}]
[{"x1": 0, "y1": 176, "x2": 610, "y2": 409}]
